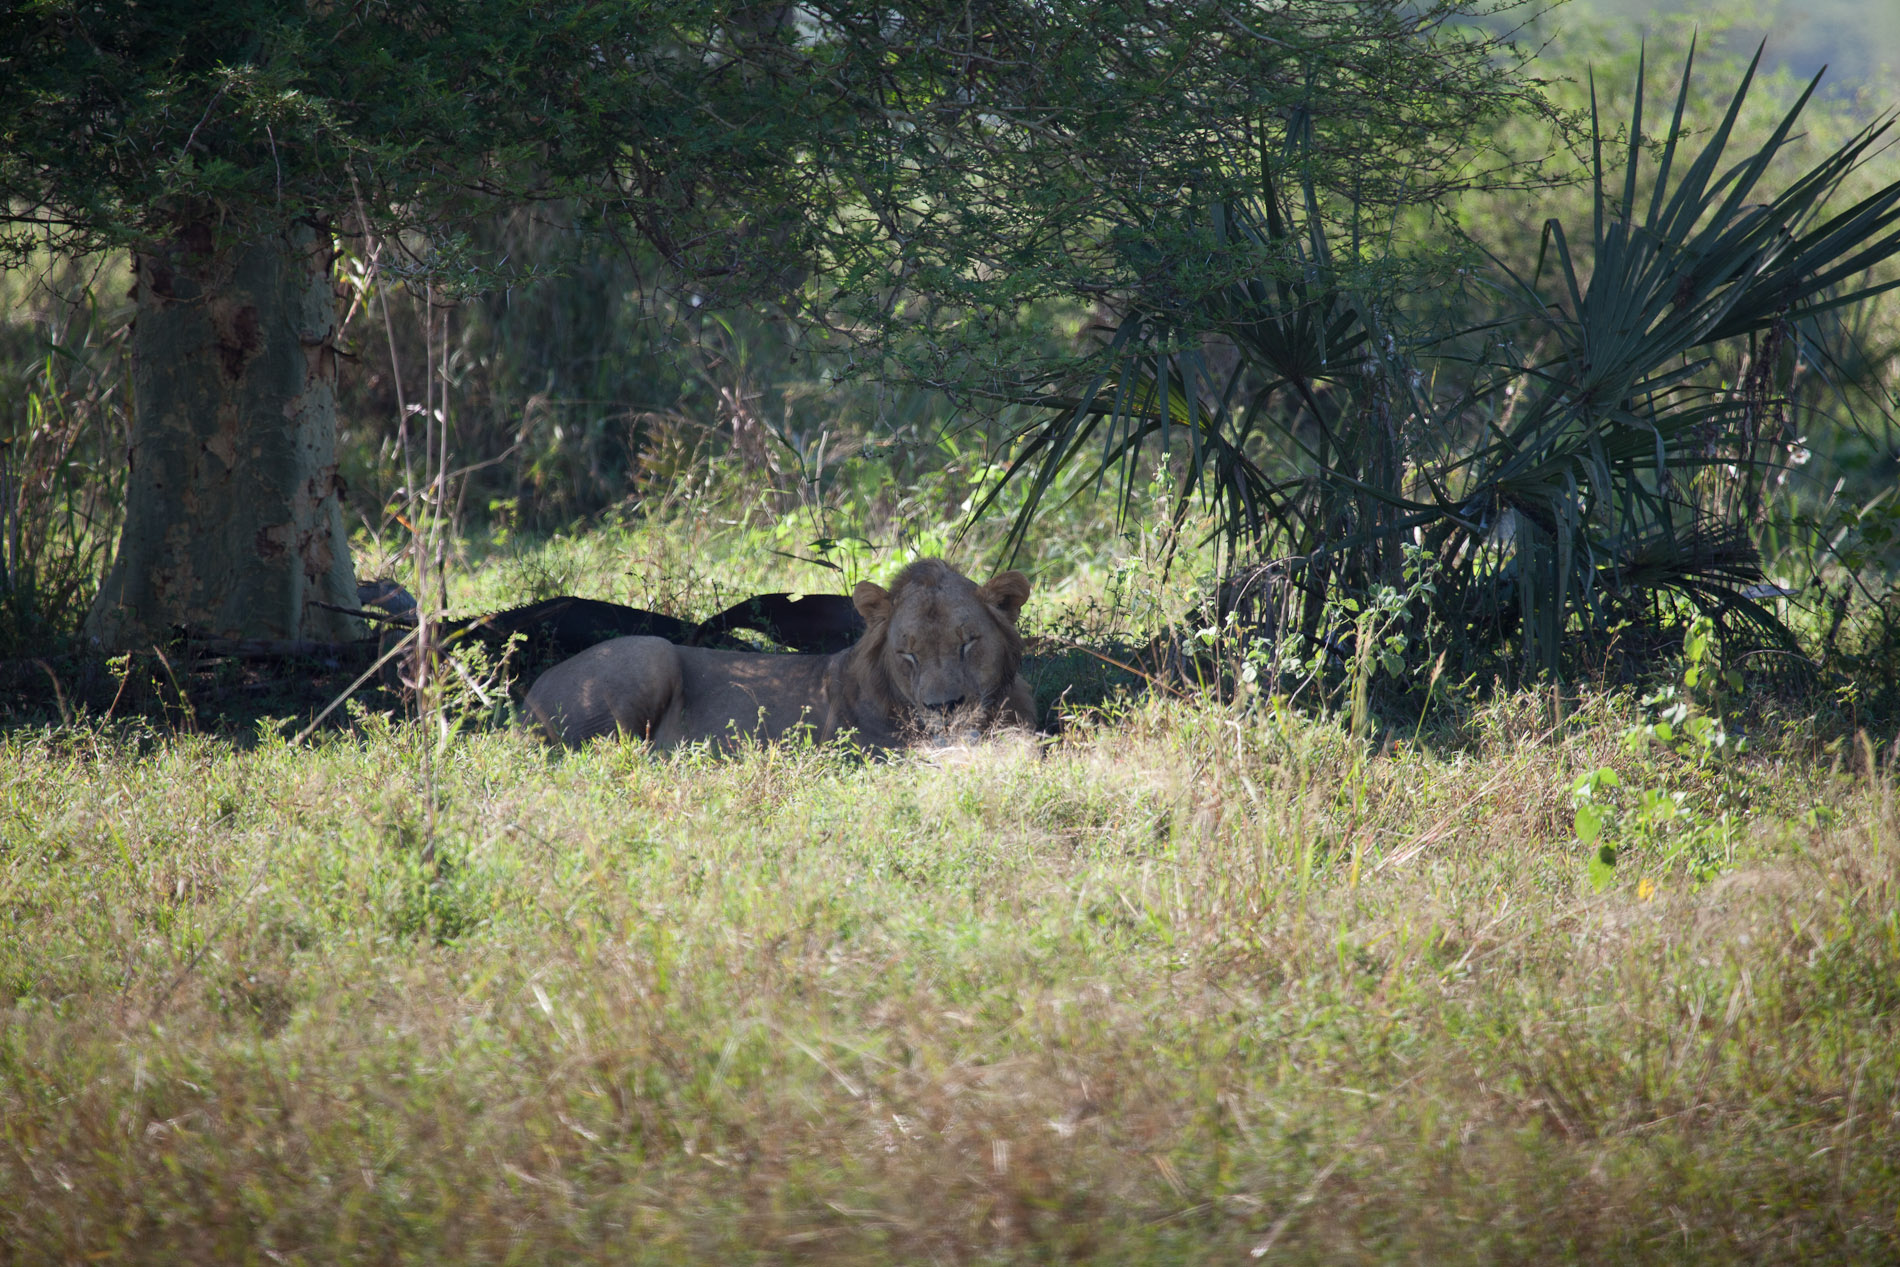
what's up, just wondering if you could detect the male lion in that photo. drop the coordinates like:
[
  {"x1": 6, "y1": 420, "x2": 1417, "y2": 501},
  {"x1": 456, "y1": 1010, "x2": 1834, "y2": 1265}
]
[{"x1": 523, "y1": 559, "x2": 1036, "y2": 750}]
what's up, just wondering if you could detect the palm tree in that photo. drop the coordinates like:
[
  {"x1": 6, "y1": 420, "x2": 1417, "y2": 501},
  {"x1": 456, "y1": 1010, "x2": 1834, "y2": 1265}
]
[{"x1": 975, "y1": 45, "x2": 1900, "y2": 682}]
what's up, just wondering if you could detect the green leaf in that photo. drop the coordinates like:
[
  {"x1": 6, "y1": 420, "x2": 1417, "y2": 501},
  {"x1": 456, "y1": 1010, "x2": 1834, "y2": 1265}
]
[{"x1": 1588, "y1": 844, "x2": 1618, "y2": 892}]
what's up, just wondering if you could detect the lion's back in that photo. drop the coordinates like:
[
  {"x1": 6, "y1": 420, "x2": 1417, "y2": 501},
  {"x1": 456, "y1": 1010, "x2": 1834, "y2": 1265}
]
[
  {"x1": 672, "y1": 647, "x2": 834, "y2": 747},
  {"x1": 524, "y1": 635, "x2": 685, "y2": 745},
  {"x1": 525, "y1": 637, "x2": 835, "y2": 749}
]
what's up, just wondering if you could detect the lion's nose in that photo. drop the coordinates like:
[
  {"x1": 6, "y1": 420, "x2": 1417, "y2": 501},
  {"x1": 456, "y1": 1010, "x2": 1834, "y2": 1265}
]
[{"x1": 923, "y1": 694, "x2": 967, "y2": 714}]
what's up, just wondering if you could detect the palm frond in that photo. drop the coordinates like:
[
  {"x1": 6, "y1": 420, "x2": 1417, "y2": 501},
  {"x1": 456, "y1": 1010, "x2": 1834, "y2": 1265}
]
[{"x1": 972, "y1": 45, "x2": 1900, "y2": 682}]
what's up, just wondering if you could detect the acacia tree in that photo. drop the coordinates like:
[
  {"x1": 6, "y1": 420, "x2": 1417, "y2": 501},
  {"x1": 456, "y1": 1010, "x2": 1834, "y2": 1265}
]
[{"x1": 2, "y1": 0, "x2": 1555, "y2": 651}]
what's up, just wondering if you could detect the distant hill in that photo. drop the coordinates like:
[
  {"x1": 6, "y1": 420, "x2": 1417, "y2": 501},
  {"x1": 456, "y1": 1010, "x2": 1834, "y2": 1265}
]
[{"x1": 1563, "y1": 0, "x2": 1898, "y2": 103}]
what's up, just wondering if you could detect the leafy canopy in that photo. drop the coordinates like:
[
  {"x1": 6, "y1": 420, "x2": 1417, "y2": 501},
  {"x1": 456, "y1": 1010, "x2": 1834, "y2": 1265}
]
[
  {"x1": 1, "y1": 1, "x2": 1562, "y2": 311},
  {"x1": 0, "y1": 1, "x2": 844, "y2": 271}
]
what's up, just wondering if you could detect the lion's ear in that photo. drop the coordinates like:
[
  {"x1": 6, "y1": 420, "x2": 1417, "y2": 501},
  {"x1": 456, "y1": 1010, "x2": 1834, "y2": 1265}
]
[
  {"x1": 852, "y1": 580, "x2": 893, "y2": 625},
  {"x1": 979, "y1": 570, "x2": 1031, "y2": 623}
]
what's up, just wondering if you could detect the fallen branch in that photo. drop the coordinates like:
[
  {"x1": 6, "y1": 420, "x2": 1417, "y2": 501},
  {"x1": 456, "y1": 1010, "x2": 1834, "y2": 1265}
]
[{"x1": 185, "y1": 636, "x2": 379, "y2": 661}]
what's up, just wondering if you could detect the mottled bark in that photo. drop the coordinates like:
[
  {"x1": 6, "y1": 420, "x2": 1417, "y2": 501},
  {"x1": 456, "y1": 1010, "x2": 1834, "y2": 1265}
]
[{"x1": 85, "y1": 225, "x2": 363, "y2": 650}]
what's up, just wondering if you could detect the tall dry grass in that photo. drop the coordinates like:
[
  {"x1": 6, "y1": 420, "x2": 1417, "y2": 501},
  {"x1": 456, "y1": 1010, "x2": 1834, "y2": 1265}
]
[{"x1": 2, "y1": 679, "x2": 1894, "y2": 1263}]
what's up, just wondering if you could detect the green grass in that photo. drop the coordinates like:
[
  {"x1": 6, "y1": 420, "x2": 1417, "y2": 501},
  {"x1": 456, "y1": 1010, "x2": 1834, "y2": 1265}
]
[{"x1": 4, "y1": 669, "x2": 1898, "y2": 1262}]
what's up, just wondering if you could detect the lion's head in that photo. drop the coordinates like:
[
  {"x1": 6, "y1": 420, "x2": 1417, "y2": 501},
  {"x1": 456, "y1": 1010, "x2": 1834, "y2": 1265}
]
[{"x1": 846, "y1": 559, "x2": 1032, "y2": 736}]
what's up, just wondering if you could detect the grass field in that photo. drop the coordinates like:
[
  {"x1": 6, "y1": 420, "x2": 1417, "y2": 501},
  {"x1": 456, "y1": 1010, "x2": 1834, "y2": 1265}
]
[{"x1": 4, "y1": 519, "x2": 1899, "y2": 1264}]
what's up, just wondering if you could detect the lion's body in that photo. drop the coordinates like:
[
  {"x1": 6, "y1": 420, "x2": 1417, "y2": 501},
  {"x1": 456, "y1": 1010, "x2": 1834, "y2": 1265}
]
[
  {"x1": 522, "y1": 640, "x2": 836, "y2": 748},
  {"x1": 523, "y1": 559, "x2": 1037, "y2": 750}
]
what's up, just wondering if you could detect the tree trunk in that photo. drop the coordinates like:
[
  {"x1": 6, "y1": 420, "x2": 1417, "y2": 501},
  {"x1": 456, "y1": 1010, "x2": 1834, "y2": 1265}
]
[{"x1": 85, "y1": 224, "x2": 364, "y2": 651}]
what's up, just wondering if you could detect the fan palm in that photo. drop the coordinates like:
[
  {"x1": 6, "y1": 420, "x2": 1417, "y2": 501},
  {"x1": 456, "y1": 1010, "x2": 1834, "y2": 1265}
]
[{"x1": 974, "y1": 44, "x2": 1900, "y2": 680}]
